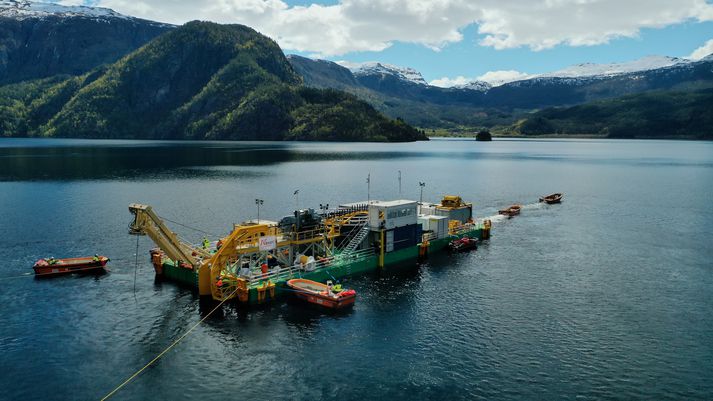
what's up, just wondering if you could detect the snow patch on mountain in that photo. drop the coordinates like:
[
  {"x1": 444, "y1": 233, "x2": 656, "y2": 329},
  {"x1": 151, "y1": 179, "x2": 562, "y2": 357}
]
[
  {"x1": 431, "y1": 56, "x2": 698, "y2": 90},
  {"x1": 538, "y1": 55, "x2": 690, "y2": 78},
  {"x1": 338, "y1": 61, "x2": 428, "y2": 86},
  {"x1": 454, "y1": 81, "x2": 491, "y2": 91},
  {"x1": 0, "y1": 0, "x2": 170, "y2": 25}
]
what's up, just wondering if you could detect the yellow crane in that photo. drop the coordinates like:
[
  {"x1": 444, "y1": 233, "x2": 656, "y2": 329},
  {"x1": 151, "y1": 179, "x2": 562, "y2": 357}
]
[
  {"x1": 128, "y1": 203, "x2": 344, "y2": 302},
  {"x1": 129, "y1": 203, "x2": 275, "y2": 299},
  {"x1": 127, "y1": 204, "x2": 209, "y2": 267}
]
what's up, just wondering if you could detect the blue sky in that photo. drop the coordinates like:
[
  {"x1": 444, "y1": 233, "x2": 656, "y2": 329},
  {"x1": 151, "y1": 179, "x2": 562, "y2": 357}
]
[
  {"x1": 59, "y1": 0, "x2": 713, "y2": 84},
  {"x1": 311, "y1": 21, "x2": 713, "y2": 81}
]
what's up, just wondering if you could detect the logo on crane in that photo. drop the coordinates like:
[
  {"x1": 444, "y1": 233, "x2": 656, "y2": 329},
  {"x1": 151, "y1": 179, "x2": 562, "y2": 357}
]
[{"x1": 259, "y1": 236, "x2": 277, "y2": 251}]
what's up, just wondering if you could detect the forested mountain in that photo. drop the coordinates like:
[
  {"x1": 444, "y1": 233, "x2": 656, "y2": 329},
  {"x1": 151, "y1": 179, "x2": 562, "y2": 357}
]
[
  {"x1": 0, "y1": 21, "x2": 426, "y2": 142},
  {"x1": 512, "y1": 89, "x2": 713, "y2": 139}
]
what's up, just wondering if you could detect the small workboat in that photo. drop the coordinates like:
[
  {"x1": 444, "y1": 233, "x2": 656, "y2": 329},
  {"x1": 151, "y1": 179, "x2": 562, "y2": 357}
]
[
  {"x1": 286, "y1": 279, "x2": 356, "y2": 309},
  {"x1": 539, "y1": 193, "x2": 563, "y2": 204},
  {"x1": 449, "y1": 236, "x2": 478, "y2": 252},
  {"x1": 33, "y1": 255, "x2": 109, "y2": 277},
  {"x1": 498, "y1": 204, "x2": 521, "y2": 217}
]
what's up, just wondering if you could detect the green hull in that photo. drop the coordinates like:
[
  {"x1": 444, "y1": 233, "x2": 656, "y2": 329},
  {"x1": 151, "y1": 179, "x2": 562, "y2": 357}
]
[
  {"x1": 163, "y1": 260, "x2": 199, "y2": 287},
  {"x1": 160, "y1": 226, "x2": 484, "y2": 304},
  {"x1": 427, "y1": 226, "x2": 485, "y2": 253}
]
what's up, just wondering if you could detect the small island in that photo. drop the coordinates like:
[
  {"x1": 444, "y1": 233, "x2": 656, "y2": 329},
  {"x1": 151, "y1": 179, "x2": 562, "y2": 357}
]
[{"x1": 476, "y1": 130, "x2": 492, "y2": 141}]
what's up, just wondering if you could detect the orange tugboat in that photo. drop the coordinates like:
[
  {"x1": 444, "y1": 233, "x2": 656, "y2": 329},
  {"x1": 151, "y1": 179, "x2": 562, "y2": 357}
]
[
  {"x1": 33, "y1": 255, "x2": 109, "y2": 277},
  {"x1": 498, "y1": 204, "x2": 522, "y2": 217},
  {"x1": 286, "y1": 278, "x2": 356, "y2": 309}
]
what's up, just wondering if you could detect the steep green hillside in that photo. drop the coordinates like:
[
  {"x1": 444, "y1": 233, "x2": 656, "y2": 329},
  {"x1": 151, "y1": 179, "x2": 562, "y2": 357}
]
[
  {"x1": 0, "y1": 13, "x2": 170, "y2": 85},
  {"x1": 512, "y1": 89, "x2": 713, "y2": 139},
  {"x1": 0, "y1": 22, "x2": 426, "y2": 142}
]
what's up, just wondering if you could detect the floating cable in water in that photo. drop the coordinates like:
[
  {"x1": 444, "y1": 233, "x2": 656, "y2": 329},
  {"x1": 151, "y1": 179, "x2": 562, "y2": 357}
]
[{"x1": 100, "y1": 288, "x2": 238, "y2": 400}]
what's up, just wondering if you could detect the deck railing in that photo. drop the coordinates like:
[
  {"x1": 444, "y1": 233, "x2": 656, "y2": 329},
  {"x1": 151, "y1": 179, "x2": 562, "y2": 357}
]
[
  {"x1": 421, "y1": 221, "x2": 483, "y2": 243},
  {"x1": 243, "y1": 247, "x2": 375, "y2": 286},
  {"x1": 449, "y1": 222, "x2": 482, "y2": 236}
]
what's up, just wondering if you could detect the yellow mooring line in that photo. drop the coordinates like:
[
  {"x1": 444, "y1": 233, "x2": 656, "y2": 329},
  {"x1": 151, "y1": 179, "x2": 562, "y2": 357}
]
[{"x1": 101, "y1": 288, "x2": 238, "y2": 400}]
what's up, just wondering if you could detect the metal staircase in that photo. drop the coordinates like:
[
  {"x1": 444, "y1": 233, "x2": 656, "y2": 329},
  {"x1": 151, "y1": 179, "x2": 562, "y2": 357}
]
[{"x1": 341, "y1": 224, "x2": 369, "y2": 253}]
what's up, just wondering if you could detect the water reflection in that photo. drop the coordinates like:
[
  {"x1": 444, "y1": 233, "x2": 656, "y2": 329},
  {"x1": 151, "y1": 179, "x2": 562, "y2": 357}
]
[{"x1": 4, "y1": 138, "x2": 712, "y2": 181}]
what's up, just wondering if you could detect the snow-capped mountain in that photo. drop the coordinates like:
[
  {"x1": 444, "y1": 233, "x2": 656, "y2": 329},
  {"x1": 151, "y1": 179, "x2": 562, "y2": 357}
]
[
  {"x1": 451, "y1": 56, "x2": 694, "y2": 90},
  {"x1": 537, "y1": 55, "x2": 691, "y2": 79},
  {"x1": 342, "y1": 62, "x2": 428, "y2": 86},
  {"x1": 0, "y1": 0, "x2": 129, "y2": 20},
  {"x1": 334, "y1": 55, "x2": 699, "y2": 94},
  {"x1": 0, "y1": 0, "x2": 171, "y2": 84}
]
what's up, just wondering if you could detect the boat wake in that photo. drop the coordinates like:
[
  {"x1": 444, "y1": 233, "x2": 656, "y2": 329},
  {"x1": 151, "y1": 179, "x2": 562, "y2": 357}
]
[{"x1": 481, "y1": 201, "x2": 544, "y2": 223}]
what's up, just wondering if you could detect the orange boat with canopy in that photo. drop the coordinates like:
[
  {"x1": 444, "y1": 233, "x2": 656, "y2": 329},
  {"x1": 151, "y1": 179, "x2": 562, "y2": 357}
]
[{"x1": 286, "y1": 278, "x2": 356, "y2": 309}]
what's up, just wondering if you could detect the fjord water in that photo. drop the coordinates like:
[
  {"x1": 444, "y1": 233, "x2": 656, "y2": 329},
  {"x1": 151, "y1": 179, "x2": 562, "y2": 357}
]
[{"x1": 0, "y1": 138, "x2": 712, "y2": 400}]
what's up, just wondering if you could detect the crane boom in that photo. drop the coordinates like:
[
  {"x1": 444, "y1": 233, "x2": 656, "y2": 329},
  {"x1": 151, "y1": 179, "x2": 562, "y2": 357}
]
[{"x1": 128, "y1": 203, "x2": 203, "y2": 268}]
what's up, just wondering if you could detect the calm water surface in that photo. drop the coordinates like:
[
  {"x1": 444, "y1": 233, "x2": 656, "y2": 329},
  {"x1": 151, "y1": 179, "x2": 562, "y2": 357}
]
[{"x1": 0, "y1": 138, "x2": 712, "y2": 400}]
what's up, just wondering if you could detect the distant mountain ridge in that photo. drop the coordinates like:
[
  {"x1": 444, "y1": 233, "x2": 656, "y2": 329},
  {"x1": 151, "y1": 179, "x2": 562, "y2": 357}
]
[
  {"x1": 536, "y1": 55, "x2": 690, "y2": 79},
  {"x1": 1, "y1": 0, "x2": 143, "y2": 21},
  {"x1": 344, "y1": 62, "x2": 429, "y2": 86},
  {"x1": 289, "y1": 53, "x2": 713, "y2": 133}
]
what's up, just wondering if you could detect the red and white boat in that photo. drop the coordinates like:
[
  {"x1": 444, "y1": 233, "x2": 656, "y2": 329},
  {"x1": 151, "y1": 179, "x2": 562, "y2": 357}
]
[
  {"x1": 448, "y1": 236, "x2": 478, "y2": 252},
  {"x1": 33, "y1": 256, "x2": 109, "y2": 277},
  {"x1": 286, "y1": 279, "x2": 356, "y2": 309}
]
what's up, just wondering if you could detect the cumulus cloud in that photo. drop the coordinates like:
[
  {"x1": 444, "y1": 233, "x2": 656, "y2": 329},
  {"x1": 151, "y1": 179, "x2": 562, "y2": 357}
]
[
  {"x1": 84, "y1": 0, "x2": 713, "y2": 56},
  {"x1": 430, "y1": 70, "x2": 531, "y2": 87},
  {"x1": 688, "y1": 38, "x2": 713, "y2": 60},
  {"x1": 429, "y1": 76, "x2": 474, "y2": 88}
]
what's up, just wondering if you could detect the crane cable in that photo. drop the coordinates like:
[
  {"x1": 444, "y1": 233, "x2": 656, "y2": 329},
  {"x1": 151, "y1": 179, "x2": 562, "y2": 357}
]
[
  {"x1": 133, "y1": 235, "x2": 139, "y2": 304},
  {"x1": 101, "y1": 287, "x2": 238, "y2": 400},
  {"x1": 158, "y1": 215, "x2": 218, "y2": 237}
]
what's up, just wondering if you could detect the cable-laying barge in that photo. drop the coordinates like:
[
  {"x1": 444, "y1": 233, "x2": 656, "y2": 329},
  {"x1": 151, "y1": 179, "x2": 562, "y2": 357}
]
[{"x1": 128, "y1": 195, "x2": 491, "y2": 305}]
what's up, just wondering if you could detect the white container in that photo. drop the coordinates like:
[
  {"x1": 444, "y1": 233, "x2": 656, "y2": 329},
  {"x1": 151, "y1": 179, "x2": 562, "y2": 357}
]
[
  {"x1": 418, "y1": 214, "x2": 449, "y2": 239},
  {"x1": 434, "y1": 205, "x2": 472, "y2": 224},
  {"x1": 417, "y1": 202, "x2": 438, "y2": 216},
  {"x1": 368, "y1": 200, "x2": 418, "y2": 230}
]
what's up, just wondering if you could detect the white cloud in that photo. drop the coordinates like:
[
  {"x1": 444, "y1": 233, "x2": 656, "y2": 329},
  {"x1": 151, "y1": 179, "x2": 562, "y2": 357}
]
[
  {"x1": 85, "y1": 0, "x2": 713, "y2": 56},
  {"x1": 688, "y1": 38, "x2": 713, "y2": 60},
  {"x1": 429, "y1": 76, "x2": 474, "y2": 88},
  {"x1": 430, "y1": 70, "x2": 531, "y2": 87}
]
